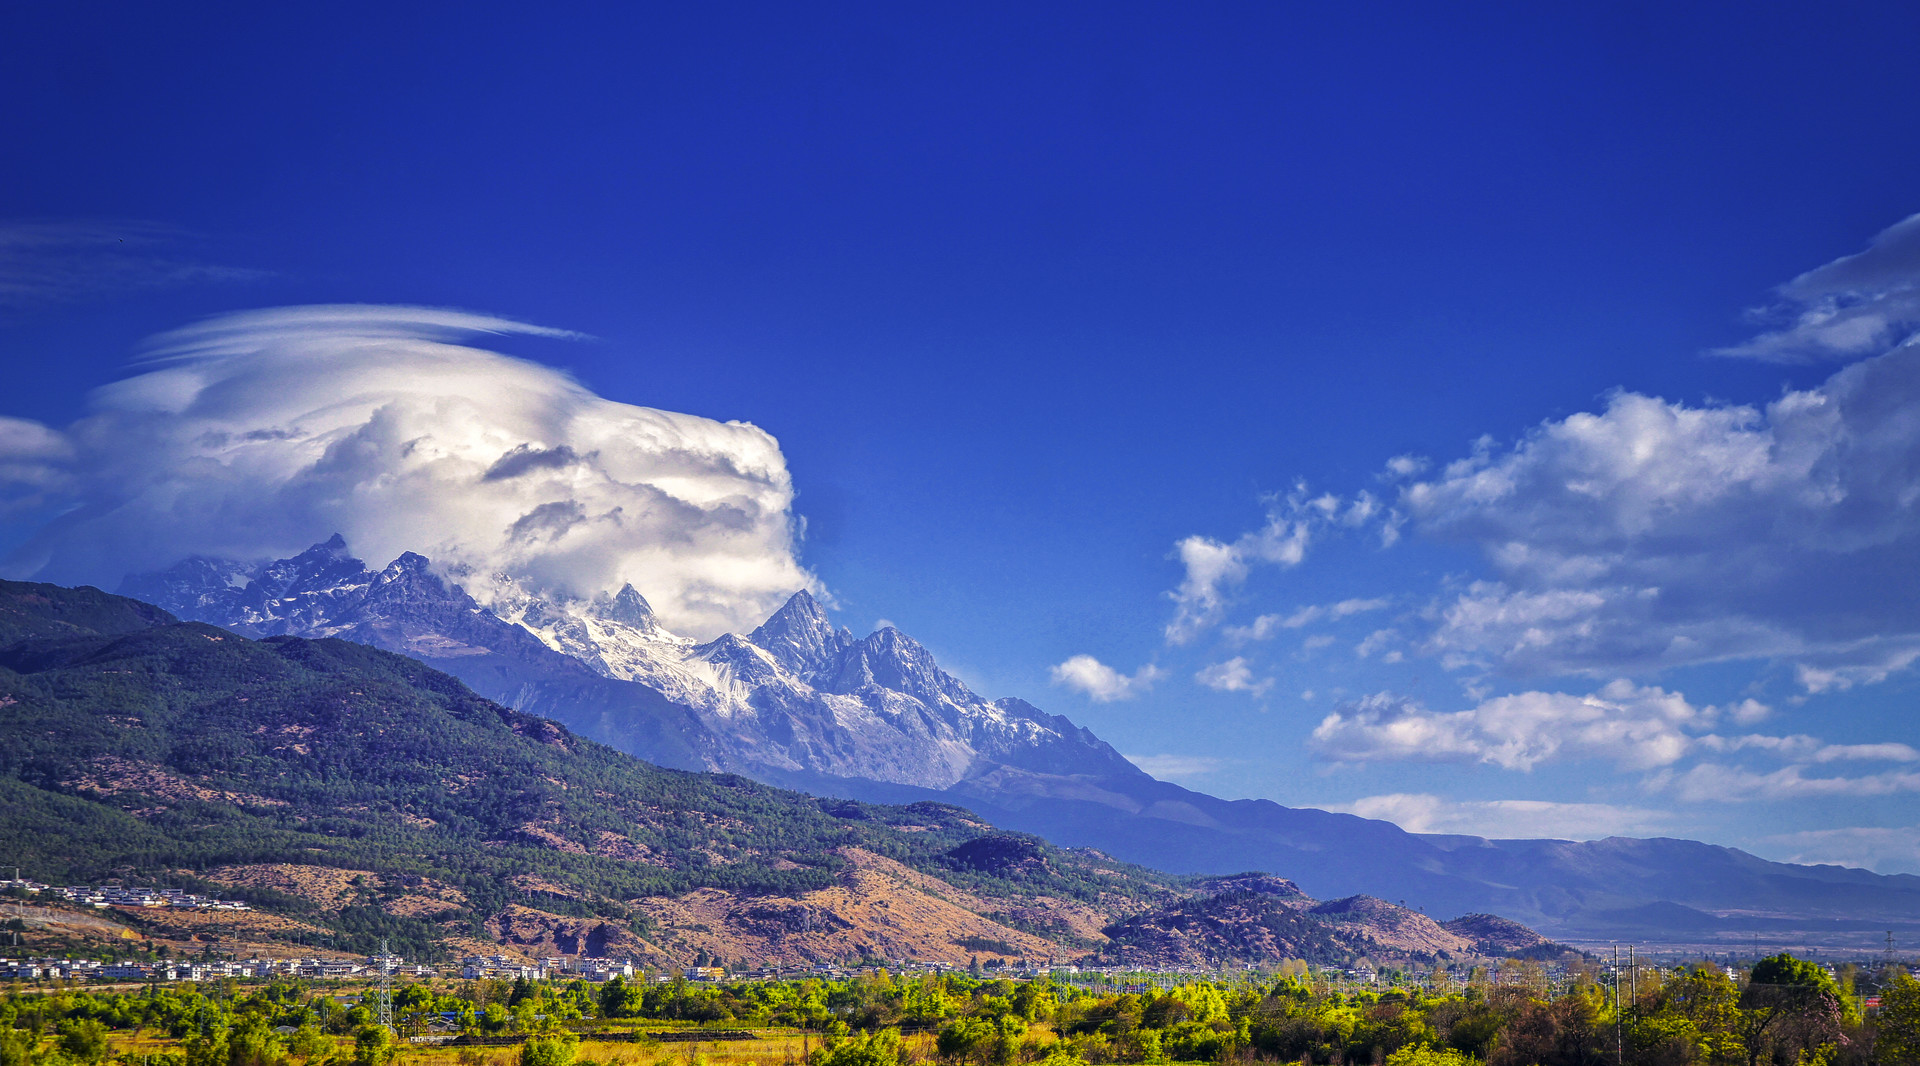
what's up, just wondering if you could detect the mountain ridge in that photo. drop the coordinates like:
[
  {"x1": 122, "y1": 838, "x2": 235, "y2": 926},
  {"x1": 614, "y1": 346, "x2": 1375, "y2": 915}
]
[
  {"x1": 0, "y1": 576, "x2": 1558, "y2": 969},
  {"x1": 119, "y1": 539, "x2": 1920, "y2": 947}
]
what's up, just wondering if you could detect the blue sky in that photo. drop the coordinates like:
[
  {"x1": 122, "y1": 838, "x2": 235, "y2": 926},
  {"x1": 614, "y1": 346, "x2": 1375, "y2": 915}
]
[{"x1": 7, "y1": 2, "x2": 1920, "y2": 869}]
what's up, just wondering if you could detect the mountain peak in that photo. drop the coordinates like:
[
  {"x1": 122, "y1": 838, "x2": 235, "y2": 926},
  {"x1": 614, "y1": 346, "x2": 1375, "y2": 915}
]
[
  {"x1": 283, "y1": 533, "x2": 353, "y2": 565},
  {"x1": 592, "y1": 583, "x2": 660, "y2": 633},
  {"x1": 773, "y1": 588, "x2": 827, "y2": 623},
  {"x1": 387, "y1": 551, "x2": 433, "y2": 574},
  {"x1": 749, "y1": 589, "x2": 850, "y2": 677}
]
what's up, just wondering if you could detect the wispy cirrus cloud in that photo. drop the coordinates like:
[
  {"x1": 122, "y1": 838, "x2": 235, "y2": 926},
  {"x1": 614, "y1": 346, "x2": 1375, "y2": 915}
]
[
  {"x1": 0, "y1": 220, "x2": 266, "y2": 307},
  {"x1": 1711, "y1": 212, "x2": 1920, "y2": 364},
  {"x1": 1225, "y1": 597, "x2": 1389, "y2": 643},
  {"x1": 1654, "y1": 763, "x2": 1920, "y2": 803},
  {"x1": 1328, "y1": 792, "x2": 1669, "y2": 840},
  {"x1": 1760, "y1": 824, "x2": 1920, "y2": 874},
  {"x1": 1126, "y1": 753, "x2": 1224, "y2": 781},
  {"x1": 1163, "y1": 486, "x2": 1387, "y2": 644}
]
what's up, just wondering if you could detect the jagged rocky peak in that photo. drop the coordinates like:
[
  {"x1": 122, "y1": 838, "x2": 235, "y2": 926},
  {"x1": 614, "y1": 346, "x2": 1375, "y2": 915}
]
[
  {"x1": 748, "y1": 590, "x2": 854, "y2": 677},
  {"x1": 257, "y1": 534, "x2": 372, "y2": 597},
  {"x1": 338, "y1": 551, "x2": 477, "y2": 619},
  {"x1": 591, "y1": 583, "x2": 660, "y2": 634},
  {"x1": 694, "y1": 632, "x2": 786, "y2": 687},
  {"x1": 827, "y1": 626, "x2": 972, "y2": 704}
]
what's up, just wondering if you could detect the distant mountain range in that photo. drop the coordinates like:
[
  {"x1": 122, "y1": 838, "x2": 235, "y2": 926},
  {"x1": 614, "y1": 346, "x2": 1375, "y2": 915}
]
[
  {"x1": 0, "y1": 576, "x2": 1552, "y2": 968},
  {"x1": 123, "y1": 538, "x2": 1920, "y2": 948}
]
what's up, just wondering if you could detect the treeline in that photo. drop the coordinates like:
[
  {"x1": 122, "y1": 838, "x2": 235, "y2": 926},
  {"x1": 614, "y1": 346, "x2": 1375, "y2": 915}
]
[{"x1": 6, "y1": 954, "x2": 1920, "y2": 1066}]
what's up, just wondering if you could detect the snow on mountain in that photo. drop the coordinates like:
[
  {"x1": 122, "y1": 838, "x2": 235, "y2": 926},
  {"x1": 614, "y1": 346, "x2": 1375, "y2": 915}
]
[{"x1": 121, "y1": 536, "x2": 1144, "y2": 790}]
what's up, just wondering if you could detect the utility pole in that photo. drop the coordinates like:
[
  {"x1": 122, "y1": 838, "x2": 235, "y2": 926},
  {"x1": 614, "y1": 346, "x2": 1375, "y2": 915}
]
[
  {"x1": 1612, "y1": 944, "x2": 1623, "y2": 1066},
  {"x1": 376, "y1": 938, "x2": 394, "y2": 1033},
  {"x1": 1628, "y1": 945, "x2": 1637, "y2": 1026}
]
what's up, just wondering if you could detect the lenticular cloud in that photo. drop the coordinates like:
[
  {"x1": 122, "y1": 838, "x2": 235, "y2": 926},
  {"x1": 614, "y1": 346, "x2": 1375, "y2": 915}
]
[{"x1": 0, "y1": 305, "x2": 816, "y2": 638}]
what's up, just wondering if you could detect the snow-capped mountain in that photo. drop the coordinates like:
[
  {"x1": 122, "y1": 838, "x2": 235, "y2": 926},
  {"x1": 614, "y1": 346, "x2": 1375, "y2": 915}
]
[
  {"x1": 114, "y1": 536, "x2": 1920, "y2": 945},
  {"x1": 120, "y1": 537, "x2": 1143, "y2": 790}
]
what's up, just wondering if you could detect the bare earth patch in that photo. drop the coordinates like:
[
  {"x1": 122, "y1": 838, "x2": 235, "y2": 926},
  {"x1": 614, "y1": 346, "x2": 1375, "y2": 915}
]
[
  {"x1": 637, "y1": 847, "x2": 1071, "y2": 966},
  {"x1": 63, "y1": 756, "x2": 287, "y2": 811}
]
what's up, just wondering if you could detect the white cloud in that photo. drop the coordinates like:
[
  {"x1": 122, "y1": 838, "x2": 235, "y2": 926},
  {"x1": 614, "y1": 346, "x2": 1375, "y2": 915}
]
[
  {"x1": 1657, "y1": 763, "x2": 1920, "y2": 803},
  {"x1": 1382, "y1": 454, "x2": 1430, "y2": 480},
  {"x1": 1712, "y1": 212, "x2": 1920, "y2": 364},
  {"x1": 1194, "y1": 656, "x2": 1273, "y2": 697},
  {"x1": 1759, "y1": 825, "x2": 1920, "y2": 875},
  {"x1": 1310, "y1": 680, "x2": 1710, "y2": 771},
  {"x1": 1354, "y1": 628, "x2": 1399, "y2": 660},
  {"x1": 1050, "y1": 654, "x2": 1165, "y2": 702},
  {"x1": 1401, "y1": 340, "x2": 1920, "y2": 684},
  {"x1": 1328, "y1": 792, "x2": 1669, "y2": 840},
  {"x1": 0, "y1": 417, "x2": 73, "y2": 513},
  {"x1": 1126, "y1": 753, "x2": 1223, "y2": 781},
  {"x1": 0, "y1": 305, "x2": 815, "y2": 638},
  {"x1": 1225, "y1": 597, "x2": 1389, "y2": 642},
  {"x1": 1694, "y1": 735, "x2": 1918, "y2": 763},
  {"x1": 1163, "y1": 486, "x2": 1387, "y2": 644}
]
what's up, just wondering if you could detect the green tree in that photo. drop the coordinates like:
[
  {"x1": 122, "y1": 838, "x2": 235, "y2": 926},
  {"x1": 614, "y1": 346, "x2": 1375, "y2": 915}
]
[
  {"x1": 1876, "y1": 972, "x2": 1920, "y2": 1065},
  {"x1": 1385, "y1": 1047, "x2": 1475, "y2": 1066},
  {"x1": 351, "y1": 1026, "x2": 394, "y2": 1066},
  {"x1": 937, "y1": 1017, "x2": 993, "y2": 1063},
  {"x1": 285, "y1": 1024, "x2": 330, "y2": 1061},
  {"x1": 184, "y1": 1026, "x2": 232, "y2": 1066},
  {"x1": 0, "y1": 1028, "x2": 34, "y2": 1066},
  {"x1": 519, "y1": 1031, "x2": 578, "y2": 1066},
  {"x1": 812, "y1": 1028, "x2": 902, "y2": 1066},
  {"x1": 597, "y1": 975, "x2": 639, "y2": 1019},
  {"x1": 1740, "y1": 954, "x2": 1847, "y2": 1066},
  {"x1": 58, "y1": 1019, "x2": 110, "y2": 1065}
]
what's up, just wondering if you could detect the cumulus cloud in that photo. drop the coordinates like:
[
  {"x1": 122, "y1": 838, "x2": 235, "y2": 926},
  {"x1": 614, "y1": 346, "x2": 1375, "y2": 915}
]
[
  {"x1": 1050, "y1": 654, "x2": 1165, "y2": 702},
  {"x1": 1194, "y1": 657, "x2": 1273, "y2": 697},
  {"x1": 1382, "y1": 454, "x2": 1430, "y2": 480},
  {"x1": 1312, "y1": 674, "x2": 1920, "y2": 807},
  {"x1": 0, "y1": 305, "x2": 816, "y2": 637},
  {"x1": 1310, "y1": 680, "x2": 1716, "y2": 771},
  {"x1": 1713, "y1": 213, "x2": 1920, "y2": 363},
  {"x1": 1330, "y1": 792, "x2": 1669, "y2": 840},
  {"x1": 1401, "y1": 343, "x2": 1920, "y2": 684}
]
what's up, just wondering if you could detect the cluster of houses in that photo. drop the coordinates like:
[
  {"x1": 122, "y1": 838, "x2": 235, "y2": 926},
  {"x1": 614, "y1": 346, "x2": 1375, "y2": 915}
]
[
  {"x1": 456, "y1": 956, "x2": 736, "y2": 984},
  {"x1": 1, "y1": 957, "x2": 255, "y2": 982},
  {"x1": 1, "y1": 954, "x2": 437, "y2": 983},
  {"x1": 459, "y1": 955, "x2": 644, "y2": 982},
  {"x1": 2, "y1": 877, "x2": 251, "y2": 911}
]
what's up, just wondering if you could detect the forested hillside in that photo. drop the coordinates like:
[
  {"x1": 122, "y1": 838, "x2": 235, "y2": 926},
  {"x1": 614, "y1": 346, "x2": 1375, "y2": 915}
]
[
  {"x1": 0, "y1": 579, "x2": 1178, "y2": 963},
  {"x1": 0, "y1": 579, "x2": 1556, "y2": 968}
]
